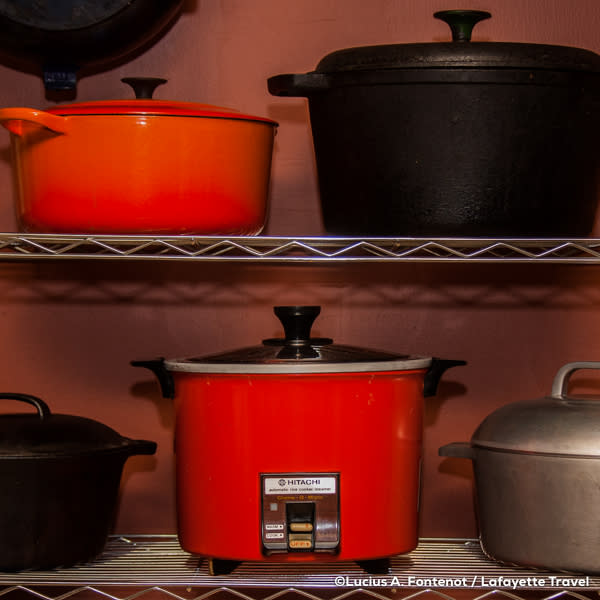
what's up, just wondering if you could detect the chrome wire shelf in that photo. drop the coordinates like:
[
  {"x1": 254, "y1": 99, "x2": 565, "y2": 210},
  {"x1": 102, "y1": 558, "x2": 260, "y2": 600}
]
[
  {"x1": 0, "y1": 536, "x2": 598, "y2": 598},
  {"x1": 1, "y1": 234, "x2": 600, "y2": 263}
]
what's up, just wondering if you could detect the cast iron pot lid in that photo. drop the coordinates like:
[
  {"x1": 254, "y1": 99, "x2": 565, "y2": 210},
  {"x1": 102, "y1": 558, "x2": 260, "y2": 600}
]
[
  {"x1": 313, "y1": 10, "x2": 600, "y2": 73},
  {"x1": 46, "y1": 77, "x2": 277, "y2": 124},
  {"x1": 470, "y1": 362, "x2": 600, "y2": 457},
  {"x1": 164, "y1": 305, "x2": 432, "y2": 374},
  {"x1": 0, "y1": 392, "x2": 156, "y2": 458}
]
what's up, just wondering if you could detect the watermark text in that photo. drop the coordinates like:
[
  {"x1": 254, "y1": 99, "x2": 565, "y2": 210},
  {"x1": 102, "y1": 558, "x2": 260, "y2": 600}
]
[{"x1": 333, "y1": 575, "x2": 591, "y2": 589}]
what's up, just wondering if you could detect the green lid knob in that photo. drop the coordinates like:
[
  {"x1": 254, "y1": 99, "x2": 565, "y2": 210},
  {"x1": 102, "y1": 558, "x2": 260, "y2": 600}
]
[{"x1": 434, "y1": 10, "x2": 491, "y2": 42}]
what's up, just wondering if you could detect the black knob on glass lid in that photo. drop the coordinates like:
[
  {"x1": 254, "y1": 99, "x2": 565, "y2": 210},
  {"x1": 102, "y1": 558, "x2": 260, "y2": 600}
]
[
  {"x1": 434, "y1": 10, "x2": 491, "y2": 42},
  {"x1": 263, "y1": 306, "x2": 333, "y2": 359},
  {"x1": 121, "y1": 77, "x2": 167, "y2": 99},
  {"x1": 160, "y1": 305, "x2": 433, "y2": 371}
]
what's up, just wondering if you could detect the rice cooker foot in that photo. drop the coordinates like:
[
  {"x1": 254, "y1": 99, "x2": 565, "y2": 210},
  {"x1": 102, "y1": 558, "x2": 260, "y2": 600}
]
[
  {"x1": 356, "y1": 558, "x2": 391, "y2": 574},
  {"x1": 208, "y1": 558, "x2": 242, "y2": 576}
]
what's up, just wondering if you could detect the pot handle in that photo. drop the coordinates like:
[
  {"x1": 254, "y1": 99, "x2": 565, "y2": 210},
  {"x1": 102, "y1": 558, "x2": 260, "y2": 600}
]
[
  {"x1": 0, "y1": 108, "x2": 69, "y2": 137},
  {"x1": 267, "y1": 73, "x2": 330, "y2": 97},
  {"x1": 551, "y1": 361, "x2": 600, "y2": 399},
  {"x1": 438, "y1": 442, "x2": 475, "y2": 459},
  {"x1": 122, "y1": 438, "x2": 158, "y2": 457},
  {"x1": 0, "y1": 392, "x2": 51, "y2": 419},
  {"x1": 423, "y1": 358, "x2": 466, "y2": 397},
  {"x1": 131, "y1": 358, "x2": 175, "y2": 399}
]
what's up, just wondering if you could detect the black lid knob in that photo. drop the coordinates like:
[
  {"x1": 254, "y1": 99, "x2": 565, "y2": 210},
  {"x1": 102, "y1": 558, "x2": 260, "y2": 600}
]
[
  {"x1": 274, "y1": 306, "x2": 321, "y2": 343},
  {"x1": 121, "y1": 77, "x2": 167, "y2": 99},
  {"x1": 434, "y1": 10, "x2": 491, "y2": 42},
  {"x1": 263, "y1": 306, "x2": 333, "y2": 359}
]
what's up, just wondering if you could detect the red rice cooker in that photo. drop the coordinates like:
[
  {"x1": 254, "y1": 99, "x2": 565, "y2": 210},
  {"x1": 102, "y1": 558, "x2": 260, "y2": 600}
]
[{"x1": 133, "y1": 306, "x2": 465, "y2": 570}]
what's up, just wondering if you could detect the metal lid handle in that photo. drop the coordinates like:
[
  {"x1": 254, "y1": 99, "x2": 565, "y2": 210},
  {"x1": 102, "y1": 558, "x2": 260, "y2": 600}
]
[
  {"x1": 551, "y1": 361, "x2": 600, "y2": 398},
  {"x1": 433, "y1": 10, "x2": 491, "y2": 42},
  {"x1": 0, "y1": 393, "x2": 51, "y2": 419}
]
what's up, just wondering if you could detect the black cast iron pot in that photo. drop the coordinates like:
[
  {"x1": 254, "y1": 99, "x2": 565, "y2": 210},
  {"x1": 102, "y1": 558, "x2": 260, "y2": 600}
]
[
  {"x1": 0, "y1": 393, "x2": 156, "y2": 572},
  {"x1": 268, "y1": 10, "x2": 600, "y2": 237}
]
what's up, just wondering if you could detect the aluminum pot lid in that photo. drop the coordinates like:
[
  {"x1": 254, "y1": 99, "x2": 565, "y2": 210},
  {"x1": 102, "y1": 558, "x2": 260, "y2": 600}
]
[
  {"x1": 164, "y1": 305, "x2": 432, "y2": 374},
  {"x1": 471, "y1": 362, "x2": 600, "y2": 457},
  {"x1": 46, "y1": 77, "x2": 277, "y2": 124},
  {"x1": 314, "y1": 10, "x2": 600, "y2": 73},
  {"x1": 0, "y1": 393, "x2": 156, "y2": 458}
]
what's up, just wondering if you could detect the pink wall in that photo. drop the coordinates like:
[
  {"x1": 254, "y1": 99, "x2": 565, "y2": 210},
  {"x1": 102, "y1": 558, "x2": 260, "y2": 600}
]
[{"x1": 0, "y1": 0, "x2": 598, "y2": 544}]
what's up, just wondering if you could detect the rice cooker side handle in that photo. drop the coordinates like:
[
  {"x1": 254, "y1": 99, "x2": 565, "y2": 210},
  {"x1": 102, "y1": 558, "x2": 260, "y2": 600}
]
[
  {"x1": 423, "y1": 358, "x2": 467, "y2": 397},
  {"x1": 131, "y1": 358, "x2": 175, "y2": 399}
]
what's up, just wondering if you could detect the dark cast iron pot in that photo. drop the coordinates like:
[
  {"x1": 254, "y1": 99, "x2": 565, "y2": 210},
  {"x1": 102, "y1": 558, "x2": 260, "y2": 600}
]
[
  {"x1": 0, "y1": 393, "x2": 156, "y2": 572},
  {"x1": 268, "y1": 10, "x2": 600, "y2": 237}
]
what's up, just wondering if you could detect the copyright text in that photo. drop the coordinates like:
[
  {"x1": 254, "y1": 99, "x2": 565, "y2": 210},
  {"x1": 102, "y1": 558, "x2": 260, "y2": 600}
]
[{"x1": 333, "y1": 575, "x2": 591, "y2": 589}]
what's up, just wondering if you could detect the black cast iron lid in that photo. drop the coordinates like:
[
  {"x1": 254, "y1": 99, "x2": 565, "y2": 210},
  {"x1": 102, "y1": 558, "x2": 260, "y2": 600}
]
[
  {"x1": 314, "y1": 10, "x2": 600, "y2": 73},
  {"x1": 165, "y1": 306, "x2": 432, "y2": 374},
  {"x1": 0, "y1": 393, "x2": 156, "y2": 458}
]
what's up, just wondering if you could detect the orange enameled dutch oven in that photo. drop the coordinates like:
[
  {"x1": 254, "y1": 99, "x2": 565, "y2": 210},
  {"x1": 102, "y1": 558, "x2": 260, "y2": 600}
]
[
  {"x1": 133, "y1": 306, "x2": 466, "y2": 573},
  {"x1": 0, "y1": 78, "x2": 277, "y2": 235}
]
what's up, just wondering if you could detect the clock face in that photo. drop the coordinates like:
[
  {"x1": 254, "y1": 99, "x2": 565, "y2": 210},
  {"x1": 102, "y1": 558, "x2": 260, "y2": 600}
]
[{"x1": 0, "y1": 0, "x2": 131, "y2": 31}]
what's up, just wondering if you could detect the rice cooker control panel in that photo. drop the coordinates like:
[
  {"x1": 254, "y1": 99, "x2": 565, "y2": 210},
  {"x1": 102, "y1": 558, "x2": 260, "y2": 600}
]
[{"x1": 261, "y1": 473, "x2": 340, "y2": 554}]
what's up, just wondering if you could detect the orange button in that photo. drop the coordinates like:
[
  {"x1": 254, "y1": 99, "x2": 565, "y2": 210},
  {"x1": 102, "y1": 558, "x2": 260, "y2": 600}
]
[
  {"x1": 290, "y1": 523, "x2": 313, "y2": 532},
  {"x1": 289, "y1": 539, "x2": 313, "y2": 549}
]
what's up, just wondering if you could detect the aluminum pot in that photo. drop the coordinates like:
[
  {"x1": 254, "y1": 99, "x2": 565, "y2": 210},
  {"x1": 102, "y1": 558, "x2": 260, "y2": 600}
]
[
  {"x1": 0, "y1": 77, "x2": 277, "y2": 235},
  {"x1": 0, "y1": 392, "x2": 156, "y2": 572},
  {"x1": 440, "y1": 361, "x2": 600, "y2": 574},
  {"x1": 268, "y1": 10, "x2": 600, "y2": 237},
  {"x1": 133, "y1": 306, "x2": 465, "y2": 568}
]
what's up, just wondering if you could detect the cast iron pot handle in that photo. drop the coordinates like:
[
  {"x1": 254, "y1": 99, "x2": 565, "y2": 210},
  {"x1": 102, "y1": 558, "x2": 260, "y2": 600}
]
[
  {"x1": 131, "y1": 358, "x2": 175, "y2": 399},
  {"x1": 0, "y1": 107, "x2": 69, "y2": 136},
  {"x1": 123, "y1": 438, "x2": 158, "y2": 457},
  {"x1": 0, "y1": 392, "x2": 51, "y2": 419},
  {"x1": 423, "y1": 358, "x2": 466, "y2": 397},
  {"x1": 267, "y1": 73, "x2": 330, "y2": 97},
  {"x1": 438, "y1": 442, "x2": 475, "y2": 459},
  {"x1": 551, "y1": 361, "x2": 600, "y2": 399}
]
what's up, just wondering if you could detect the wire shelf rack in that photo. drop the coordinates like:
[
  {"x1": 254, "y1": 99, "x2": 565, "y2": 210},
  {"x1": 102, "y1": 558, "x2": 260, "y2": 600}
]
[
  {"x1": 2, "y1": 235, "x2": 600, "y2": 263},
  {"x1": 0, "y1": 536, "x2": 598, "y2": 600}
]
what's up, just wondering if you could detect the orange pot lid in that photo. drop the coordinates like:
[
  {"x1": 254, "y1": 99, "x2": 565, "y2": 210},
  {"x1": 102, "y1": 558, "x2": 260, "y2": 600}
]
[
  {"x1": 45, "y1": 77, "x2": 277, "y2": 124},
  {"x1": 46, "y1": 99, "x2": 277, "y2": 124}
]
